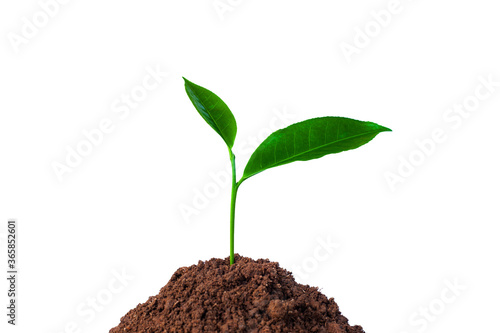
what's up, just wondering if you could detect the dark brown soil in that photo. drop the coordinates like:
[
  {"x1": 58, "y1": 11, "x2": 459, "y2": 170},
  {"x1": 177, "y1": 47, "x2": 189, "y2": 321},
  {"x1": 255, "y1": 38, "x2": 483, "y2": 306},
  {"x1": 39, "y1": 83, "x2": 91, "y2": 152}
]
[{"x1": 109, "y1": 254, "x2": 364, "y2": 333}]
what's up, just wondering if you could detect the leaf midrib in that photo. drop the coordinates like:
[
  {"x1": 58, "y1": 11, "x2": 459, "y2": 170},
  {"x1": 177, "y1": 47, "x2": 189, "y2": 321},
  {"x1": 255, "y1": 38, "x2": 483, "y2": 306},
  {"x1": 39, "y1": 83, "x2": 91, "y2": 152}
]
[
  {"x1": 252, "y1": 129, "x2": 382, "y2": 172},
  {"x1": 197, "y1": 89, "x2": 225, "y2": 136}
]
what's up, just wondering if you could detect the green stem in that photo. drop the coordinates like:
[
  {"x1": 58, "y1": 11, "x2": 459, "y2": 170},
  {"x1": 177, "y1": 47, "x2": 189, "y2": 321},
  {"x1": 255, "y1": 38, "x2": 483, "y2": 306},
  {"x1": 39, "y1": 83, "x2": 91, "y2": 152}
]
[{"x1": 229, "y1": 149, "x2": 240, "y2": 266}]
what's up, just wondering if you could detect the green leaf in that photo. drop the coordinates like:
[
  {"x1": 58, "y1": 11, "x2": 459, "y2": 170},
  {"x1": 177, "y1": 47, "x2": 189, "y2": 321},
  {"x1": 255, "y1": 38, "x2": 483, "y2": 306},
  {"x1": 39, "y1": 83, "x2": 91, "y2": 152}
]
[
  {"x1": 183, "y1": 78, "x2": 237, "y2": 149},
  {"x1": 241, "y1": 116, "x2": 391, "y2": 182}
]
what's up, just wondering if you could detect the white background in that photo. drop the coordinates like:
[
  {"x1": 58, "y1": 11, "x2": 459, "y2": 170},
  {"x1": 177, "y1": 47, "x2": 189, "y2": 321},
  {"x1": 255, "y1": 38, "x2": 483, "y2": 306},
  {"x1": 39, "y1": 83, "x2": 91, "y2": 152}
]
[{"x1": 1, "y1": 0, "x2": 499, "y2": 332}]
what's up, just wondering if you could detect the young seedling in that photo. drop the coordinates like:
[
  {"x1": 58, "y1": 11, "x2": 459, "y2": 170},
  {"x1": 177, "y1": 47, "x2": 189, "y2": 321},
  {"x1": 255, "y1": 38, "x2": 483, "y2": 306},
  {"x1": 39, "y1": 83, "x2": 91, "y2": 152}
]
[{"x1": 183, "y1": 78, "x2": 391, "y2": 266}]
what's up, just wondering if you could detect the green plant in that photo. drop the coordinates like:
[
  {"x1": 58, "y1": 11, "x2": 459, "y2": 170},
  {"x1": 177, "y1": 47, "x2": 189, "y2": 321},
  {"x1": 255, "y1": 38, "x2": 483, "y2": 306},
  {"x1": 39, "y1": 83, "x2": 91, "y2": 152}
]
[{"x1": 183, "y1": 78, "x2": 391, "y2": 265}]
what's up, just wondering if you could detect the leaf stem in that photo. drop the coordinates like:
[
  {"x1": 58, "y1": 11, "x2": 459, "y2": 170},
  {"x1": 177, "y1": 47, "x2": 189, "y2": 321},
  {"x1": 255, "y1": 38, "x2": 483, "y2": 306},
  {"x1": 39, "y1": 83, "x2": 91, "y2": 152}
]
[{"x1": 229, "y1": 149, "x2": 240, "y2": 266}]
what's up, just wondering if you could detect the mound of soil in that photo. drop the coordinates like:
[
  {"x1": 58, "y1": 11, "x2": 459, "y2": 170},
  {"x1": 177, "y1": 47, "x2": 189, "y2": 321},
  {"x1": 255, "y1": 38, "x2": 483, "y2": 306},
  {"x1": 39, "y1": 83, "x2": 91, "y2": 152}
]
[{"x1": 109, "y1": 254, "x2": 364, "y2": 333}]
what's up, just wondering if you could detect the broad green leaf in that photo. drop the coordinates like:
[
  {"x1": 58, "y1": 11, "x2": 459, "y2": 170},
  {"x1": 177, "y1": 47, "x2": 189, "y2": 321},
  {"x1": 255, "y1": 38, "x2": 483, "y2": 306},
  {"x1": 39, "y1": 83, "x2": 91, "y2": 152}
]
[
  {"x1": 183, "y1": 78, "x2": 237, "y2": 149},
  {"x1": 241, "y1": 116, "x2": 391, "y2": 182}
]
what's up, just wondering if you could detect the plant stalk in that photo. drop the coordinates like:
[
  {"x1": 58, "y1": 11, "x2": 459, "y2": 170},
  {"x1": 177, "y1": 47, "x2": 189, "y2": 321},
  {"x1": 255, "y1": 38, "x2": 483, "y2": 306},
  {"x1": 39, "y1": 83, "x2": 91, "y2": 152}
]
[{"x1": 229, "y1": 149, "x2": 239, "y2": 265}]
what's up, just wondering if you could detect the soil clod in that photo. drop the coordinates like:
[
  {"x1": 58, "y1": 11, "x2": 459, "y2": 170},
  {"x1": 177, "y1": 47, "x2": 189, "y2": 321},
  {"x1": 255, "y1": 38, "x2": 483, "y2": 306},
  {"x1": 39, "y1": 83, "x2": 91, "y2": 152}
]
[{"x1": 109, "y1": 254, "x2": 364, "y2": 333}]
